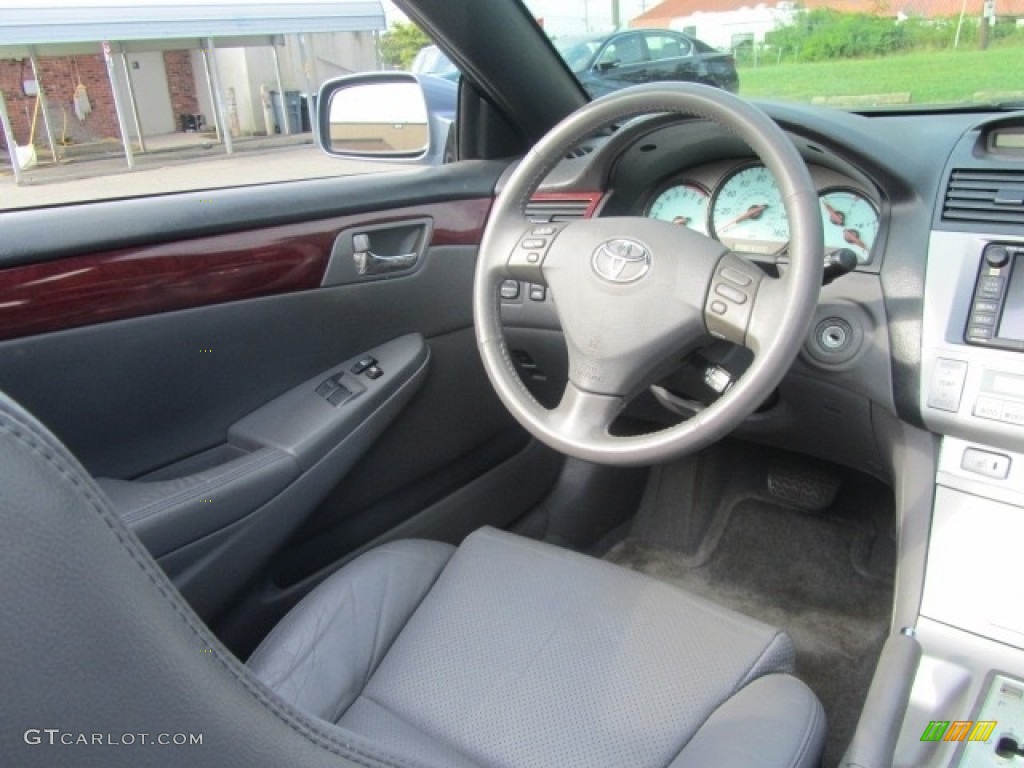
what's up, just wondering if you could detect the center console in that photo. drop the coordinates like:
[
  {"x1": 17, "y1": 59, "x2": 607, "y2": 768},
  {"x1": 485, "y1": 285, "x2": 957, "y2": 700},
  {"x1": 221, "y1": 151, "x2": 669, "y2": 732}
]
[{"x1": 903, "y1": 176, "x2": 1024, "y2": 762}]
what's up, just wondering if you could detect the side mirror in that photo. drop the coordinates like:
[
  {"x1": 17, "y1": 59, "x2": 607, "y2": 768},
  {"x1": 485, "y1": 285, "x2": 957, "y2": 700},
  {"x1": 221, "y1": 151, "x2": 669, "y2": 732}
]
[{"x1": 316, "y1": 72, "x2": 456, "y2": 164}]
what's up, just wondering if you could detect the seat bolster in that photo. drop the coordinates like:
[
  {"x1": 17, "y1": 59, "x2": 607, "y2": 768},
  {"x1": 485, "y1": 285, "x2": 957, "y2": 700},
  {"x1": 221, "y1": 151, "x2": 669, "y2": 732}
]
[
  {"x1": 248, "y1": 540, "x2": 455, "y2": 723},
  {"x1": 668, "y1": 673, "x2": 826, "y2": 768}
]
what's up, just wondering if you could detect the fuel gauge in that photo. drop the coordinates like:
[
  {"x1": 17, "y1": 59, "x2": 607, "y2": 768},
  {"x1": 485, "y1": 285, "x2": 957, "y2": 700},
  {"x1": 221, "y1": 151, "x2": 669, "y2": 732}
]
[{"x1": 819, "y1": 189, "x2": 879, "y2": 264}]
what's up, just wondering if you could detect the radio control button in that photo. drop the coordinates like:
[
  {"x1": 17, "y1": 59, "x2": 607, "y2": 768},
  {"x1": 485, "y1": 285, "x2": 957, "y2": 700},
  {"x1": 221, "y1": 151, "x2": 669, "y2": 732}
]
[
  {"x1": 972, "y1": 313, "x2": 996, "y2": 326},
  {"x1": 979, "y1": 275, "x2": 1004, "y2": 299},
  {"x1": 961, "y1": 447, "x2": 1011, "y2": 479},
  {"x1": 973, "y1": 396, "x2": 1004, "y2": 421},
  {"x1": 969, "y1": 325, "x2": 994, "y2": 340},
  {"x1": 927, "y1": 358, "x2": 968, "y2": 412},
  {"x1": 1000, "y1": 400, "x2": 1024, "y2": 426},
  {"x1": 974, "y1": 300, "x2": 999, "y2": 314},
  {"x1": 985, "y1": 245, "x2": 1010, "y2": 268}
]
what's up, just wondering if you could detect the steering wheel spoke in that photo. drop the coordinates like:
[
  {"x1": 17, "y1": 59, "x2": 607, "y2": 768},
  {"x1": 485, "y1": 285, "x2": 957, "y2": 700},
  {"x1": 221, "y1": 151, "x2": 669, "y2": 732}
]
[
  {"x1": 704, "y1": 251, "x2": 775, "y2": 353},
  {"x1": 544, "y1": 384, "x2": 624, "y2": 445},
  {"x1": 504, "y1": 218, "x2": 571, "y2": 285}
]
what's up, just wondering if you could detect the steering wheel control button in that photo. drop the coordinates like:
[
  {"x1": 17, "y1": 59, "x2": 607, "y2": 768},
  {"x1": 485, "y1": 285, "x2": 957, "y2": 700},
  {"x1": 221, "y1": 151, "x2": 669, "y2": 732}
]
[
  {"x1": 529, "y1": 285, "x2": 546, "y2": 302},
  {"x1": 532, "y1": 226, "x2": 556, "y2": 236},
  {"x1": 927, "y1": 358, "x2": 968, "y2": 412},
  {"x1": 591, "y1": 239, "x2": 651, "y2": 284},
  {"x1": 350, "y1": 355, "x2": 377, "y2": 375},
  {"x1": 720, "y1": 267, "x2": 753, "y2": 287},
  {"x1": 364, "y1": 365, "x2": 384, "y2": 380},
  {"x1": 714, "y1": 284, "x2": 748, "y2": 304},
  {"x1": 961, "y1": 447, "x2": 1011, "y2": 480},
  {"x1": 500, "y1": 280, "x2": 521, "y2": 300},
  {"x1": 526, "y1": 252, "x2": 540, "y2": 263},
  {"x1": 710, "y1": 300, "x2": 728, "y2": 315},
  {"x1": 521, "y1": 238, "x2": 547, "y2": 250}
]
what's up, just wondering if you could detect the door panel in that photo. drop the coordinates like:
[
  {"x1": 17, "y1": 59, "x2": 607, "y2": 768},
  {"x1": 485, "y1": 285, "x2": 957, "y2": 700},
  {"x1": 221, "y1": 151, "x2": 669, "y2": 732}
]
[{"x1": 0, "y1": 162, "x2": 562, "y2": 638}]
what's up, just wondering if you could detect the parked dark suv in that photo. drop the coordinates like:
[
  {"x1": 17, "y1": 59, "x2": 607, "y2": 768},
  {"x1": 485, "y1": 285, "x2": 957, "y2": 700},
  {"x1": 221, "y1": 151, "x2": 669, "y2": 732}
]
[{"x1": 553, "y1": 29, "x2": 739, "y2": 97}]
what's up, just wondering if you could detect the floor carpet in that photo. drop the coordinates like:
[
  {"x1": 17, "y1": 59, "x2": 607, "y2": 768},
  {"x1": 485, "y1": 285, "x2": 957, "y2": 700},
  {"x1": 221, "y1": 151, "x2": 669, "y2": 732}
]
[{"x1": 604, "y1": 441, "x2": 895, "y2": 766}]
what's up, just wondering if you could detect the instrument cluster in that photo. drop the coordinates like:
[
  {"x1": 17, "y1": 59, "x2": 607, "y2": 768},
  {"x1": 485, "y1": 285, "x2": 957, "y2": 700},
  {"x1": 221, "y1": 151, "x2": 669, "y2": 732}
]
[{"x1": 646, "y1": 162, "x2": 880, "y2": 264}]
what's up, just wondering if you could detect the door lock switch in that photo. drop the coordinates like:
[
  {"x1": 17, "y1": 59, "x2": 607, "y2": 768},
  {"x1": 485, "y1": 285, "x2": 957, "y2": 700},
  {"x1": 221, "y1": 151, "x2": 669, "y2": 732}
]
[
  {"x1": 350, "y1": 355, "x2": 377, "y2": 374},
  {"x1": 364, "y1": 365, "x2": 383, "y2": 380}
]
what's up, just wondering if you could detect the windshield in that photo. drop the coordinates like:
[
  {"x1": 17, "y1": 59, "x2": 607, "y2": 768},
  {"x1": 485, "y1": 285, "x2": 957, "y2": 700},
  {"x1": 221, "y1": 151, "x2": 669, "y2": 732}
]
[
  {"x1": 552, "y1": 36, "x2": 604, "y2": 71},
  {"x1": 529, "y1": 0, "x2": 1024, "y2": 110}
]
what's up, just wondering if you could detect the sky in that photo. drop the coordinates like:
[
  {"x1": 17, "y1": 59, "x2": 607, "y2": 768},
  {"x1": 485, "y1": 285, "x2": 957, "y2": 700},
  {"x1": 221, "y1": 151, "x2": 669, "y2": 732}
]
[
  {"x1": 0, "y1": 0, "x2": 662, "y2": 38},
  {"x1": 382, "y1": 0, "x2": 661, "y2": 36}
]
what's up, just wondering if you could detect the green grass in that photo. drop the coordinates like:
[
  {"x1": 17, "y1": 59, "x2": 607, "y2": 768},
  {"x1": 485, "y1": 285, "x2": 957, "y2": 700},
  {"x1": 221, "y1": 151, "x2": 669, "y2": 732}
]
[{"x1": 737, "y1": 45, "x2": 1024, "y2": 106}]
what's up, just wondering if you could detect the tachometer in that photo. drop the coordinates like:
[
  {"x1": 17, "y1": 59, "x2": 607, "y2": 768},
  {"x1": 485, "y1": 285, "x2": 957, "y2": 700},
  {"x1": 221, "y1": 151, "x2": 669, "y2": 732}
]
[
  {"x1": 819, "y1": 189, "x2": 879, "y2": 265},
  {"x1": 710, "y1": 165, "x2": 789, "y2": 254},
  {"x1": 647, "y1": 181, "x2": 710, "y2": 235}
]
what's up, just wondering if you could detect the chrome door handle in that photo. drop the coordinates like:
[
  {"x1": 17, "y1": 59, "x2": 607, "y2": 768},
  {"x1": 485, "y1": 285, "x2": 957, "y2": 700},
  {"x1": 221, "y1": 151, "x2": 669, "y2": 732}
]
[{"x1": 353, "y1": 233, "x2": 420, "y2": 276}]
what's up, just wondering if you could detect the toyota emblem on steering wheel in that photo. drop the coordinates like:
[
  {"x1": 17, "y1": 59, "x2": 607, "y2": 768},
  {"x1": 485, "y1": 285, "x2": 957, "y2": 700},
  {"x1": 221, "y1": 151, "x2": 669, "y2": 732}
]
[{"x1": 591, "y1": 239, "x2": 651, "y2": 283}]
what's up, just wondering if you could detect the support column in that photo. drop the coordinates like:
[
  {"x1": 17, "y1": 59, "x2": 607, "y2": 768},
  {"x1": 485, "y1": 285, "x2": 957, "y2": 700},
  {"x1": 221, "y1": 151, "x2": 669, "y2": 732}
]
[
  {"x1": 271, "y1": 43, "x2": 290, "y2": 134},
  {"x1": 0, "y1": 90, "x2": 24, "y2": 184},
  {"x1": 101, "y1": 40, "x2": 134, "y2": 169},
  {"x1": 28, "y1": 46, "x2": 61, "y2": 164},
  {"x1": 200, "y1": 47, "x2": 221, "y2": 142},
  {"x1": 203, "y1": 38, "x2": 233, "y2": 154},
  {"x1": 119, "y1": 44, "x2": 146, "y2": 153},
  {"x1": 297, "y1": 34, "x2": 316, "y2": 134}
]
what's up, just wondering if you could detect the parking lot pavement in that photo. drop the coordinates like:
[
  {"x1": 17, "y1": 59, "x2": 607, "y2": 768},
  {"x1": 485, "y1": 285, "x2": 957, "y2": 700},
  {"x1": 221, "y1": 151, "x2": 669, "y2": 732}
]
[{"x1": 1, "y1": 138, "x2": 415, "y2": 210}]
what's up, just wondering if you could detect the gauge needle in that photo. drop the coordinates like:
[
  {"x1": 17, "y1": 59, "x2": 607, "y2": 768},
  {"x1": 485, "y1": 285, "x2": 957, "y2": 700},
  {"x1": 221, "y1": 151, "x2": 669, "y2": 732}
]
[
  {"x1": 843, "y1": 228, "x2": 868, "y2": 251},
  {"x1": 672, "y1": 216, "x2": 691, "y2": 226},
  {"x1": 823, "y1": 200, "x2": 845, "y2": 226},
  {"x1": 719, "y1": 204, "x2": 768, "y2": 233}
]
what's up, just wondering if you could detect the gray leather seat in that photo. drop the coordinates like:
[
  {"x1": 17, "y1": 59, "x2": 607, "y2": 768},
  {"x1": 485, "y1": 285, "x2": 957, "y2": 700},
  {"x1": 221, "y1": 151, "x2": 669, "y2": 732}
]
[{"x1": 0, "y1": 390, "x2": 825, "y2": 768}]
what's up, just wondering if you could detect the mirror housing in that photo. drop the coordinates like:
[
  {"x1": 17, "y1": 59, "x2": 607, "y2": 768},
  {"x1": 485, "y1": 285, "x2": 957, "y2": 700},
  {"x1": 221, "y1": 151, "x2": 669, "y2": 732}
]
[{"x1": 316, "y1": 72, "x2": 456, "y2": 164}]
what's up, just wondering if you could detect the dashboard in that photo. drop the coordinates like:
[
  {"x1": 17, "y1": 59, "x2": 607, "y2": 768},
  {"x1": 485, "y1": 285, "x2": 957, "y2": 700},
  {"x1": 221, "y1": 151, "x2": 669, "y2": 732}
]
[{"x1": 504, "y1": 105, "x2": 1024, "y2": 480}]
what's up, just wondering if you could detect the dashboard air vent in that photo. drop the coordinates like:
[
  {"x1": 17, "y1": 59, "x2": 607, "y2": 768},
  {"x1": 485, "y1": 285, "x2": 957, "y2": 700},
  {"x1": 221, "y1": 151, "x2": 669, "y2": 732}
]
[
  {"x1": 942, "y1": 169, "x2": 1024, "y2": 225},
  {"x1": 525, "y1": 196, "x2": 597, "y2": 223}
]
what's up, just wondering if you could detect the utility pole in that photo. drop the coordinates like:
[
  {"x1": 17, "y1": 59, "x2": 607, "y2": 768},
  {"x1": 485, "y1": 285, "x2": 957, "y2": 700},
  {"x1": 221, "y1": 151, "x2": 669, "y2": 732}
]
[
  {"x1": 612, "y1": 0, "x2": 621, "y2": 28},
  {"x1": 980, "y1": 0, "x2": 994, "y2": 49}
]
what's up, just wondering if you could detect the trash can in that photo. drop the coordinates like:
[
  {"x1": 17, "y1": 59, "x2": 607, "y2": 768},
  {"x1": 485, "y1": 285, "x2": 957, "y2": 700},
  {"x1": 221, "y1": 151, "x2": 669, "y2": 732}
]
[
  {"x1": 179, "y1": 113, "x2": 205, "y2": 132},
  {"x1": 271, "y1": 91, "x2": 303, "y2": 134}
]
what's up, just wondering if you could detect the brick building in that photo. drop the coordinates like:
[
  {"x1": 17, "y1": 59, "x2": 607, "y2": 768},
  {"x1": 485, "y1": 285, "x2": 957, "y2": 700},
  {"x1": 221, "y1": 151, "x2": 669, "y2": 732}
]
[
  {"x1": 0, "y1": 2, "x2": 386, "y2": 160},
  {"x1": 0, "y1": 51, "x2": 198, "y2": 153}
]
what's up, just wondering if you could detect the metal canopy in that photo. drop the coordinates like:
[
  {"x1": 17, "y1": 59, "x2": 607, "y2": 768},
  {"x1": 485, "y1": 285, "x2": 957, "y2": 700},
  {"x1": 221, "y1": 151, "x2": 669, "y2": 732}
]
[{"x1": 0, "y1": 2, "x2": 385, "y2": 51}]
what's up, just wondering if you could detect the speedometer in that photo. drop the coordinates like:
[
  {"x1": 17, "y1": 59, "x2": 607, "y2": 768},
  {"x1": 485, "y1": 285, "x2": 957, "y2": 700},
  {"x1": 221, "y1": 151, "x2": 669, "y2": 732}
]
[
  {"x1": 647, "y1": 181, "x2": 710, "y2": 235},
  {"x1": 710, "y1": 165, "x2": 789, "y2": 254}
]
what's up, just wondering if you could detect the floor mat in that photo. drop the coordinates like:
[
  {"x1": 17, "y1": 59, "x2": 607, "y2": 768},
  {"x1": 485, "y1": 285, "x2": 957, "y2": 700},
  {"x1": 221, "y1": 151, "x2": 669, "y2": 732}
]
[{"x1": 605, "y1": 443, "x2": 894, "y2": 767}]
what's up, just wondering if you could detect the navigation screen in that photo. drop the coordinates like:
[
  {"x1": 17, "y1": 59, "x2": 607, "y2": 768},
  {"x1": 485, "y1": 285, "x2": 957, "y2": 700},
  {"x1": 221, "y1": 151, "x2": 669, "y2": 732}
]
[{"x1": 998, "y1": 256, "x2": 1024, "y2": 341}]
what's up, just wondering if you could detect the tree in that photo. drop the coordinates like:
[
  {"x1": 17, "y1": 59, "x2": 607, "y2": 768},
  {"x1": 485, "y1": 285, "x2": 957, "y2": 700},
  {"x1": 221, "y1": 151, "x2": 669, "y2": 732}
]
[{"x1": 380, "y1": 21, "x2": 431, "y2": 69}]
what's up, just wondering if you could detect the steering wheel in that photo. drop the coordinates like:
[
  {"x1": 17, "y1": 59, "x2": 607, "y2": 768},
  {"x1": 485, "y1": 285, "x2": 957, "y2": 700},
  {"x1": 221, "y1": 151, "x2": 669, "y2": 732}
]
[{"x1": 473, "y1": 83, "x2": 823, "y2": 466}]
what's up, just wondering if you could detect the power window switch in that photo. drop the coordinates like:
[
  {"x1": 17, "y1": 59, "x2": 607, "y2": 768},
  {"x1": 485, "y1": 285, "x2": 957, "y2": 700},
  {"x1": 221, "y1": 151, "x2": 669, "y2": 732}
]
[
  {"x1": 364, "y1": 365, "x2": 383, "y2": 380},
  {"x1": 350, "y1": 355, "x2": 377, "y2": 374},
  {"x1": 327, "y1": 385, "x2": 354, "y2": 407},
  {"x1": 315, "y1": 379, "x2": 339, "y2": 398},
  {"x1": 529, "y1": 284, "x2": 546, "y2": 302}
]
